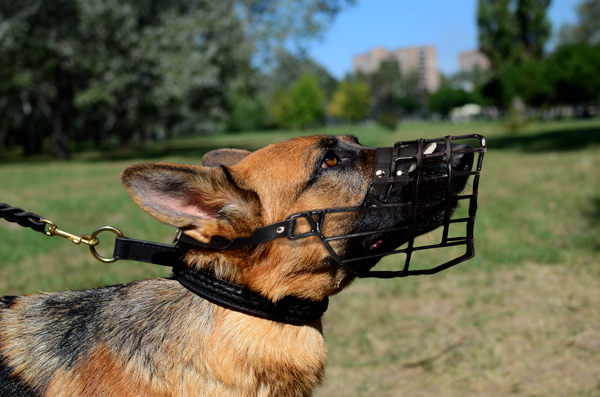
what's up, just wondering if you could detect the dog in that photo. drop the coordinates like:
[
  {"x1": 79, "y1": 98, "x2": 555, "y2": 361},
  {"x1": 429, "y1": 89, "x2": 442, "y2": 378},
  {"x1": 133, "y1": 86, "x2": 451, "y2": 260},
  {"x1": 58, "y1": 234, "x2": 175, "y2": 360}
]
[{"x1": 0, "y1": 135, "x2": 473, "y2": 396}]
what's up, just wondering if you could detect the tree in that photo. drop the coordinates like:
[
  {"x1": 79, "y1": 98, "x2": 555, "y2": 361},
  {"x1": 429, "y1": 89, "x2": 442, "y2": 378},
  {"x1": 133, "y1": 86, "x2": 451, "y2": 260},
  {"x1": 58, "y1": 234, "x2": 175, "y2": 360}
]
[
  {"x1": 477, "y1": 0, "x2": 551, "y2": 72},
  {"x1": 429, "y1": 88, "x2": 473, "y2": 117},
  {"x1": 357, "y1": 59, "x2": 424, "y2": 129},
  {"x1": 0, "y1": 0, "x2": 253, "y2": 156},
  {"x1": 270, "y1": 89, "x2": 294, "y2": 128},
  {"x1": 226, "y1": 93, "x2": 269, "y2": 132},
  {"x1": 269, "y1": 73, "x2": 326, "y2": 129},
  {"x1": 288, "y1": 74, "x2": 325, "y2": 128},
  {"x1": 558, "y1": 0, "x2": 600, "y2": 45},
  {"x1": 515, "y1": 0, "x2": 552, "y2": 62},
  {"x1": 477, "y1": 0, "x2": 516, "y2": 72},
  {"x1": 500, "y1": 59, "x2": 553, "y2": 108},
  {"x1": 0, "y1": 0, "x2": 83, "y2": 159},
  {"x1": 0, "y1": 0, "x2": 355, "y2": 158},
  {"x1": 326, "y1": 80, "x2": 370, "y2": 122},
  {"x1": 239, "y1": 0, "x2": 356, "y2": 65},
  {"x1": 544, "y1": 43, "x2": 600, "y2": 106},
  {"x1": 264, "y1": 51, "x2": 338, "y2": 100}
]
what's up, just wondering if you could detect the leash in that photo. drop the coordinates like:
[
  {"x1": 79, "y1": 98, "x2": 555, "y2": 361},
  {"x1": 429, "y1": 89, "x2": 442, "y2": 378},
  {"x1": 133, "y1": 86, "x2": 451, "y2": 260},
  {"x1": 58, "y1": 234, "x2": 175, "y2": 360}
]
[
  {"x1": 0, "y1": 203, "x2": 327, "y2": 324},
  {"x1": 0, "y1": 203, "x2": 120, "y2": 259}
]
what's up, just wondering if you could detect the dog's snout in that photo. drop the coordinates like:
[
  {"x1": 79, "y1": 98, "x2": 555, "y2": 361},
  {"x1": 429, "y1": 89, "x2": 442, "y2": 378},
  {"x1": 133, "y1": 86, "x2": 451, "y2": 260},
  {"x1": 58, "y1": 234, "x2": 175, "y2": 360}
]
[{"x1": 451, "y1": 144, "x2": 474, "y2": 173}]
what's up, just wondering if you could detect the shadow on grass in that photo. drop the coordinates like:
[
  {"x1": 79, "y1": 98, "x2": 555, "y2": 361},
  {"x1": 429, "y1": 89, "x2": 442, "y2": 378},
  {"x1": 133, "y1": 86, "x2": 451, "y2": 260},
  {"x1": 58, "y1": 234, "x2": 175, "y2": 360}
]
[
  {"x1": 3, "y1": 121, "x2": 600, "y2": 164},
  {"x1": 487, "y1": 124, "x2": 600, "y2": 152},
  {"x1": 0, "y1": 139, "x2": 263, "y2": 165},
  {"x1": 582, "y1": 197, "x2": 600, "y2": 252},
  {"x1": 82, "y1": 142, "x2": 239, "y2": 163}
]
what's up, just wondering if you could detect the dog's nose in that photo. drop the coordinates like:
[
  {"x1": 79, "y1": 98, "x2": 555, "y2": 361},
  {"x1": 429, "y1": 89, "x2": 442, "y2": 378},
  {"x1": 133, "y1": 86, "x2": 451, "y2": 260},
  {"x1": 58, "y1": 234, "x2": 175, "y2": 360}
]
[{"x1": 451, "y1": 144, "x2": 473, "y2": 173}]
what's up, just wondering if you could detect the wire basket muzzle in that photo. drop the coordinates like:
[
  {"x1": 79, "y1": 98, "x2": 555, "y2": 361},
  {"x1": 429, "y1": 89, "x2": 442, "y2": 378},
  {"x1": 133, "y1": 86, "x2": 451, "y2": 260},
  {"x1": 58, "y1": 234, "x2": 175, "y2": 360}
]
[{"x1": 287, "y1": 134, "x2": 487, "y2": 278}]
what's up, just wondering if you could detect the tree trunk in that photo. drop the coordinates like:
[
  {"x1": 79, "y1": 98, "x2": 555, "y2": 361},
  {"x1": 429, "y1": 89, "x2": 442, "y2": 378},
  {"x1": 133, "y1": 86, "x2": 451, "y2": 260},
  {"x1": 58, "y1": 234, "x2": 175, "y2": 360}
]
[{"x1": 50, "y1": 112, "x2": 70, "y2": 160}]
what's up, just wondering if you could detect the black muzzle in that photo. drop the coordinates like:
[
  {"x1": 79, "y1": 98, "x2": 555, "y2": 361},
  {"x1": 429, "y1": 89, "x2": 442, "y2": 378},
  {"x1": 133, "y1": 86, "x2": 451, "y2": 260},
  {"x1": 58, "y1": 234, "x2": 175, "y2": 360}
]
[
  {"x1": 285, "y1": 134, "x2": 486, "y2": 278},
  {"x1": 177, "y1": 134, "x2": 487, "y2": 279}
]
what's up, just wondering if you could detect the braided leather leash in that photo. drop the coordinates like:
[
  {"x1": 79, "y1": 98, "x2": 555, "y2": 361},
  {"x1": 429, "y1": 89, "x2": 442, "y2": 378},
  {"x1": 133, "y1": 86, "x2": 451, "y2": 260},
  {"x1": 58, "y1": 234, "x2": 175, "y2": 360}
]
[{"x1": 0, "y1": 203, "x2": 46, "y2": 233}]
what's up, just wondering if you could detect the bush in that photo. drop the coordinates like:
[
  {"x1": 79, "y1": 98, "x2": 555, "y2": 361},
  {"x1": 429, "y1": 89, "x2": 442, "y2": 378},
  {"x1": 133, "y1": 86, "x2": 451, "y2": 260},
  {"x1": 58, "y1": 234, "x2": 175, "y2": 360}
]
[
  {"x1": 226, "y1": 94, "x2": 269, "y2": 132},
  {"x1": 326, "y1": 80, "x2": 370, "y2": 122},
  {"x1": 271, "y1": 74, "x2": 325, "y2": 129},
  {"x1": 288, "y1": 74, "x2": 325, "y2": 128},
  {"x1": 429, "y1": 87, "x2": 473, "y2": 117}
]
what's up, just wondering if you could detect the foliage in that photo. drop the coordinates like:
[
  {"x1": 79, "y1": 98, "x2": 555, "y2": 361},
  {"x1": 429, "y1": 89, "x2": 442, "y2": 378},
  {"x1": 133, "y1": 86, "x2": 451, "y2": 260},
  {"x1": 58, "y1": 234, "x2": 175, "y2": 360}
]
[
  {"x1": 477, "y1": 0, "x2": 514, "y2": 72},
  {"x1": 225, "y1": 93, "x2": 270, "y2": 132},
  {"x1": 477, "y1": 0, "x2": 551, "y2": 72},
  {"x1": 397, "y1": 92, "x2": 421, "y2": 115},
  {"x1": 558, "y1": 0, "x2": 600, "y2": 45},
  {"x1": 288, "y1": 74, "x2": 325, "y2": 128},
  {"x1": 514, "y1": 0, "x2": 551, "y2": 61},
  {"x1": 326, "y1": 80, "x2": 370, "y2": 122},
  {"x1": 470, "y1": 1, "x2": 600, "y2": 110},
  {"x1": 367, "y1": 60, "x2": 403, "y2": 130},
  {"x1": 482, "y1": 43, "x2": 600, "y2": 109},
  {"x1": 0, "y1": 0, "x2": 354, "y2": 158},
  {"x1": 356, "y1": 59, "x2": 423, "y2": 130},
  {"x1": 269, "y1": 74, "x2": 326, "y2": 129},
  {"x1": 500, "y1": 59, "x2": 553, "y2": 107},
  {"x1": 238, "y1": 0, "x2": 355, "y2": 65},
  {"x1": 544, "y1": 43, "x2": 600, "y2": 106},
  {"x1": 428, "y1": 87, "x2": 475, "y2": 117},
  {"x1": 273, "y1": 52, "x2": 338, "y2": 99},
  {"x1": 0, "y1": 0, "x2": 251, "y2": 158},
  {"x1": 270, "y1": 89, "x2": 295, "y2": 128}
]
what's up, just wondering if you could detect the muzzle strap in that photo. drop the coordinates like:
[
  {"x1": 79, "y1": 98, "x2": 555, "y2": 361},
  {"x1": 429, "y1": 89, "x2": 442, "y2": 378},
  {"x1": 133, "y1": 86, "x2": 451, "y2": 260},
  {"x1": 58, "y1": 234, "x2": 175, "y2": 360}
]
[
  {"x1": 175, "y1": 219, "x2": 296, "y2": 250},
  {"x1": 373, "y1": 147, "x2": 393, "y2": 188}
]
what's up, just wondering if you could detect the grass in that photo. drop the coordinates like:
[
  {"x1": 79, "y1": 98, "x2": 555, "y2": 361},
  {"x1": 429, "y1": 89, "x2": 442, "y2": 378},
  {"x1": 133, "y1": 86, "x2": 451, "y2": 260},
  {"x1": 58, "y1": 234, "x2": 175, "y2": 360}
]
[{"x1": 1, "y1": 118, "x2": 600, "y2": 395}]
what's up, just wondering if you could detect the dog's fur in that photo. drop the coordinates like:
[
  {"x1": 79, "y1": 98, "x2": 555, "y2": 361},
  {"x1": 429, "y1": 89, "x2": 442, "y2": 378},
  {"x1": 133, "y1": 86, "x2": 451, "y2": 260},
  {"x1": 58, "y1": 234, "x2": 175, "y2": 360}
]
[{"x1": 0, "y1": 135, "x2": 471, "y2": 396}]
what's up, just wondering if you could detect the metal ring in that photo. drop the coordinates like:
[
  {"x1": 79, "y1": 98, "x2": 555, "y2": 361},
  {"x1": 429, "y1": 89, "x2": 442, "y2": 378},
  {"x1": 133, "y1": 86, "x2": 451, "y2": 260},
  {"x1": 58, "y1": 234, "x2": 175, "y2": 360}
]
[{"x1": 89, "y1": 226, "x2": 125, "y2": 263}]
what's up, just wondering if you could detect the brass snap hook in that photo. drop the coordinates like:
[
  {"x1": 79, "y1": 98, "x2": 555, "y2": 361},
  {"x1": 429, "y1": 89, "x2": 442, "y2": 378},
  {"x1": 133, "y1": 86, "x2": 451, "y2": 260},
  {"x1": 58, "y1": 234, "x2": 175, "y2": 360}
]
[{"x1": 39, "y1": 219, "x2": 100, "y2": 247}]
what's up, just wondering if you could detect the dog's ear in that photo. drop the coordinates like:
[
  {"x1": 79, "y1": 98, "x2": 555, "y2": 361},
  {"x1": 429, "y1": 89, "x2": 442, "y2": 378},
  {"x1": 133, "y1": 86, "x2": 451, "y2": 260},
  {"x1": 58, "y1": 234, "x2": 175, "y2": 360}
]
[
  {"x1": 120, "y1": 163, "x2": 260, "y2": 243},
  {"x1": 202, "y1": 149, "x2": 251, "y2": 167}
]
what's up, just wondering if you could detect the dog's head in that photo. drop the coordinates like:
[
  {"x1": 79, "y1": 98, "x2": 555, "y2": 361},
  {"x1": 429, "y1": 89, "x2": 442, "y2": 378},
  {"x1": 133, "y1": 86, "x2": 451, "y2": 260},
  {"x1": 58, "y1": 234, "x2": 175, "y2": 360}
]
[{"x1": 121, "y1": 135, "x2": 481, "y2": 301}]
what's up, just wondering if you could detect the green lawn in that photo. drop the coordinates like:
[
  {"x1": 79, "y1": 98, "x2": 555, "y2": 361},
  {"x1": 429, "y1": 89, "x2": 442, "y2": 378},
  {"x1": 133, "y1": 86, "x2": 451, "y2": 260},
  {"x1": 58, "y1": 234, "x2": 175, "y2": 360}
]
[{"x1": 1, "y1": 119, "x2": 600, "y2": 396}]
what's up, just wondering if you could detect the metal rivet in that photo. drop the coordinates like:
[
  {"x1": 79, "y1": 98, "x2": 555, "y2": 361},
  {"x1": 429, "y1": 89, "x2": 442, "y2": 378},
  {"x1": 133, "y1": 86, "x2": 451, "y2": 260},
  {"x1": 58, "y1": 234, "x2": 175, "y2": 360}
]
[
  {"x1": 396, "y1": 170, "x2": 403, "y2": 176},
  {"x1": 375, "y1": 169, "x2": 386, "y2": 177},
  {"x1": 276, "y1": 226, "x2": 285, "y2": 233}
]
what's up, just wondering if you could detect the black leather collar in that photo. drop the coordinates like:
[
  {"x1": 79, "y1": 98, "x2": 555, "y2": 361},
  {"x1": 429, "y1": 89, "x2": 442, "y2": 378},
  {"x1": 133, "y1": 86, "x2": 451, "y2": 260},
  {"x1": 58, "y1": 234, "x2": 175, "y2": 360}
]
[{"x1": 112, "y1": 235, "x2": 328, "y2": 324}]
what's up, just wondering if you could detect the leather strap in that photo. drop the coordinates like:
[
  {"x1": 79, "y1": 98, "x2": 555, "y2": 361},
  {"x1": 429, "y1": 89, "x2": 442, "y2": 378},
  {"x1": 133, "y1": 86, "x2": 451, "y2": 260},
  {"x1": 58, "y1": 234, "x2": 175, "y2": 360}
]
[
  {"x1": 373, "y1": 147, "x2": 393, "y2": 187},
  {"x1": 113, "y1": 237, "x2": 181, "y2": 266},
  {"x1": 173, "y1": 266, "x2": 328, "y2": 324},
  {"x1": 112, "y1": 231, "x2": 328, "y2": 323},
  {"x1": 176, "y1": 219, "x2": 296, "y2": 250}
]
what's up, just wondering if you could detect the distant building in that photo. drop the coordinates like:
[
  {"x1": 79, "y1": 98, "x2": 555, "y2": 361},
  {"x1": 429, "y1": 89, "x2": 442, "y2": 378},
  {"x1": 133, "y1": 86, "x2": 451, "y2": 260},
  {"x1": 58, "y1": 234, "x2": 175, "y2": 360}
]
[
  {"x1": 352, "y1": 46, "x2": 440, "y2": 93},
  {"x1": 352, "y1": 47, "x2": 390, "y2": 75},
  {"x1": 458, "y1": 50, "x2": 490, "y2": 73}
]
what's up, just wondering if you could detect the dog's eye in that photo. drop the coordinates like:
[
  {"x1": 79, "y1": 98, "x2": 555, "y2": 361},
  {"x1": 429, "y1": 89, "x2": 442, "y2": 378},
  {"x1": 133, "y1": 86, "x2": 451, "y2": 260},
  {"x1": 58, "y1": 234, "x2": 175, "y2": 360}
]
[{"x1": 322, "y1": 154, "x2": 340, "y2": 168}]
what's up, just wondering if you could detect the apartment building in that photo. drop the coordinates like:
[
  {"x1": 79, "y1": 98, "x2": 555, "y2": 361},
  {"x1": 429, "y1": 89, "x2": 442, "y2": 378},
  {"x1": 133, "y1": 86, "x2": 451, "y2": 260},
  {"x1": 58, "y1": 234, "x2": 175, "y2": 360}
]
[
  {"x1": 458, "y1": 50, "x2": 490, "y2": 73},
  {"x1": 352, "y1": 46, "x2": 440, "y2": 93}
]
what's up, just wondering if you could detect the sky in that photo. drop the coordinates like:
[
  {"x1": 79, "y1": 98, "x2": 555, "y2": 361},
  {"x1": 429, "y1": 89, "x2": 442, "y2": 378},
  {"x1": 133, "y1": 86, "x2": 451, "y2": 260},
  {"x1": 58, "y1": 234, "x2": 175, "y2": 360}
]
[{"x1": 307, "y1": 0, "x2": 583, "y2": 79}]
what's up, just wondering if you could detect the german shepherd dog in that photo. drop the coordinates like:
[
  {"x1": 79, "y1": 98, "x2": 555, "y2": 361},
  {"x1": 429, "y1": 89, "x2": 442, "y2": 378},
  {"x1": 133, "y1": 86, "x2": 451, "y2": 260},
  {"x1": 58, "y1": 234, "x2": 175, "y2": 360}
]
[{"x1": 0, "y1": 135, "x2": 473, "y2": 396}]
